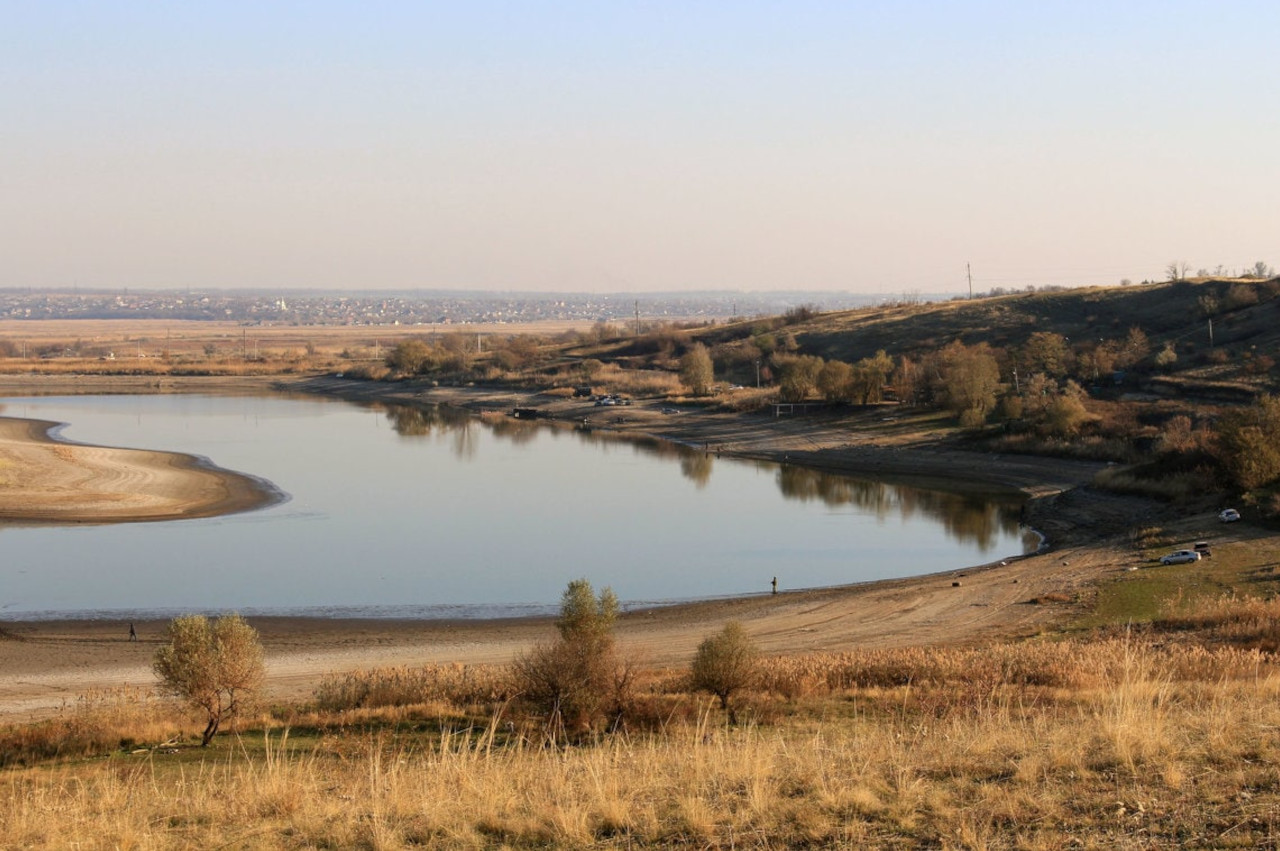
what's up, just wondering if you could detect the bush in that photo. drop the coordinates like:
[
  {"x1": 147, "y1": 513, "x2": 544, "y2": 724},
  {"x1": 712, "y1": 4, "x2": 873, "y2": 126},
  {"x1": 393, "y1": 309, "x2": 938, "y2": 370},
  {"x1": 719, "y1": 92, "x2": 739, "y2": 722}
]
[
  {"x1": 690, "y1": 622, "x2": 759, "y2": 720},
  {"x1": 153, "y1": 614, "x2": 265, "y2": 746},
  {"x1": 512, "y1": 580, "x2": 625, "y2": 735}
]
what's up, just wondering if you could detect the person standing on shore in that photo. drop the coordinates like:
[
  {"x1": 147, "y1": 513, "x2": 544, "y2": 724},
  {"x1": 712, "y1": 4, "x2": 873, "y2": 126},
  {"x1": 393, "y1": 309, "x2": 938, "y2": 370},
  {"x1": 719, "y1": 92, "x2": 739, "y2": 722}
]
[{"x1": 129, "y1": 623, "x2": 136, "y2": 642}]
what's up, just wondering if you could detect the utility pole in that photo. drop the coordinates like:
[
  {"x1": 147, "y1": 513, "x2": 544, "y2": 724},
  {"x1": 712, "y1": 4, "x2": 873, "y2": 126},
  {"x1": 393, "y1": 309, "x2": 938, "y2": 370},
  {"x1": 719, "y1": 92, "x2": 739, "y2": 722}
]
[
  {"x1": 967, "y1": 262, "x2": 973, "y2": 299},
  {"x1": 634, "y1": 300, "x2": 640, "y2": 336}
]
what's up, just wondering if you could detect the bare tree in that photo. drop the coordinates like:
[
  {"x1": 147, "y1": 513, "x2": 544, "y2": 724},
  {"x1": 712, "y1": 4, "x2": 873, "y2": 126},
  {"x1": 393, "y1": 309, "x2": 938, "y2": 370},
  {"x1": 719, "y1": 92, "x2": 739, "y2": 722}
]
[{"x1": 153, "y1": 614, "x2": 265, "y2": 746}]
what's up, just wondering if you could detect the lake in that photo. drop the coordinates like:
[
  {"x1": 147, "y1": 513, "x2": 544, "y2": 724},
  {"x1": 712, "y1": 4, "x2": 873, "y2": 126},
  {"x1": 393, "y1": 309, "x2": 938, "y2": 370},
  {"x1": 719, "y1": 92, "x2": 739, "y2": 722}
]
[{"x1": 0, "y1": 394, "x2": 1036, "y2": 619}]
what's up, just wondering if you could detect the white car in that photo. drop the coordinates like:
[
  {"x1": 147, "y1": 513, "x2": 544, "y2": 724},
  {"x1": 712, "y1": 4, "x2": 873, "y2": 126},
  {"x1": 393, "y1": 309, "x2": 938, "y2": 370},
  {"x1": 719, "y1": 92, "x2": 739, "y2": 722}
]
[
  {"x1": 1220, "y1": 508, "x2": 1241, "y2": 523},
  {"x1": 1160, "y1": 550, "x2": 1202, "y2": 565}
]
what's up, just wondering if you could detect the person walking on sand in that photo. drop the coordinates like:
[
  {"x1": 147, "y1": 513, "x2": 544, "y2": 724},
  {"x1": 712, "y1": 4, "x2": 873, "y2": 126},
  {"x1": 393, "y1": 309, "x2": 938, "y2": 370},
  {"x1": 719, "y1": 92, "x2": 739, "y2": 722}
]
[
  {"x1": 129, "y1": 622, "x2": 136, "y2": 642},
  {"x1": 771, "y1": 576, "x2": 777, "y2": 595}
]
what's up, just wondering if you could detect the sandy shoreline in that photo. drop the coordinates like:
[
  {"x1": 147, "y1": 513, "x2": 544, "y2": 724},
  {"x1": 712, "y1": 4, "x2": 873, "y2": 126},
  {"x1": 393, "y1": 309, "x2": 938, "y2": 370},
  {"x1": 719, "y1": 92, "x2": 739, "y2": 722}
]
[
  {"x1": 0, "y1": 374, "x2": 1156, "y2": 721},
  {"x1": 0, "y1": 415, "x2": 277, "y2": 524}
]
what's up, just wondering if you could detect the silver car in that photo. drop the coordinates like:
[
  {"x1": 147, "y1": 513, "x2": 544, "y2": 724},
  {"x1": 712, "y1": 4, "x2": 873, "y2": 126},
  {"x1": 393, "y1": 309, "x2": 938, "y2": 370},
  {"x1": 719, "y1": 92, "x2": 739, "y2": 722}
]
[{"x1": 1160, "y1": 550, "x2": 1201, "y2": 565}]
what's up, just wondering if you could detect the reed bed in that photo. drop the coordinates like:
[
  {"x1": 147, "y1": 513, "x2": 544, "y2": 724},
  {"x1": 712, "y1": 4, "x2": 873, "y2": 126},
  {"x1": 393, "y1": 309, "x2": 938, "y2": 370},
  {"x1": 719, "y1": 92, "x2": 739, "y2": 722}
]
[{"x1": 313, "y1": 663, "x2": 512, "y2": 712}]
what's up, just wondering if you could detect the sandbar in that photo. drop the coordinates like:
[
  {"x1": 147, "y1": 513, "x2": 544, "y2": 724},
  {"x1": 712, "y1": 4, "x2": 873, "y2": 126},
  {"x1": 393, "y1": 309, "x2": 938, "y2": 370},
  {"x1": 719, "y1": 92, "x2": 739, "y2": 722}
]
[{"x1": 0, "y1": 415, "x2": 277, "y2": 524}]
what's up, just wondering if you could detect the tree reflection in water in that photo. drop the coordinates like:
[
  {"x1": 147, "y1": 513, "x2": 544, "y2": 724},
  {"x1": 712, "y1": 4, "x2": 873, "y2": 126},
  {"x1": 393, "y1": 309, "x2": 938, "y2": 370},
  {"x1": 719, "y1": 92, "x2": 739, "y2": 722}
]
[
  {"x1": 776, "y1": 464, "x2": 1024, "y2": 551},
  {"x1": 376, "y1": 401, "x2": 1025, "y2": 551}
]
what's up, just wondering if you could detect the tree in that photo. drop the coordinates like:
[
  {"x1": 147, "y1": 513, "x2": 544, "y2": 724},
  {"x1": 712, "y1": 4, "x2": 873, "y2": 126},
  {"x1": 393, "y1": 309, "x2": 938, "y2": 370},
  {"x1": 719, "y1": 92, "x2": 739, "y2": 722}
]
[
  {"x1": 816, "y1": 359, "x2": 855, "y2": 402},
  {"x1": 690, "y1": 622, "x2": 759, "y2": 722},
  {"x1": 1116, "y1": 327, "x2": 1150, "y2": 369},
  {"x1": 1215, "y1": 395, "x2": 1280, "y2": 490},
  {"x1": 1019, "y1": 332, "x2": 1073, "y2": 378},
  {"x1": 773, "y1": 354, "x2": 824, "y2": 402},
  {"x1": 679, "y1": 343, "x2": 715, "y2": 395},
  {"x1": 386, "y1": 339, "x2": 433, "y2": 374},
  {"x1": 153, "y1": 614, "x2": 265, "y2": 746},
  {"x1": 892, "y1": 355, "x2": 927, "y2": 406},
  {"x1": 1040, "y1": 382, "x2": 1091, "y2": 437},
  {"x1": 555, "y1": 578, "x2": 619, "y2": 644},
  {"x1": 513, "y1": 579, "x2": 624, "y2": 733},
  {"x1": 851, "y1": 351, "x2": 895, "y2": 404},
  {"x1": 934, "y1": 341, "x2": 1001, "y2": 423}
]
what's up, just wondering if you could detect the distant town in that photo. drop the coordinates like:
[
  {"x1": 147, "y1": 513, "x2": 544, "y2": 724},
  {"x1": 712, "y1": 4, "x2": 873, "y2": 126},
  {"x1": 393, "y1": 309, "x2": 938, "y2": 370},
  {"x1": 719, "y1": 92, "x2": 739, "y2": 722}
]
[{"x1": 0, "y1": 288, "x2": 909, "y2": 327}]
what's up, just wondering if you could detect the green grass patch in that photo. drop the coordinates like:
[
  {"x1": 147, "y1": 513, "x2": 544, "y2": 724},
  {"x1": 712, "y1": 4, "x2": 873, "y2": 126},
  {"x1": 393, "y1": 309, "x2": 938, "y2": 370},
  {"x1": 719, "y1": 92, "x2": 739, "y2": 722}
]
[{"x1": 1074, "y1": 537, "x2": 1280, "y2": 630}]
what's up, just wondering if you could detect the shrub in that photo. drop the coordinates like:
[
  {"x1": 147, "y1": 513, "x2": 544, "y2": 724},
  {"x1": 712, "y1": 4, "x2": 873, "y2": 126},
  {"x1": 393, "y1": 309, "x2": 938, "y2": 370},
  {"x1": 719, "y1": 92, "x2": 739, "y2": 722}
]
[
  {"x1": 512, "y1": 580, "x2": 624, "y2": 735},
  {"x1": 1215, "y1": 395, "x2": 1280, "y2": 489},
  {"x1": 153, "y1": 614, "x2": 265, "y2": 746},
  {"x1": 689, "y1": 622, "x2": 760, "y2": 720}
]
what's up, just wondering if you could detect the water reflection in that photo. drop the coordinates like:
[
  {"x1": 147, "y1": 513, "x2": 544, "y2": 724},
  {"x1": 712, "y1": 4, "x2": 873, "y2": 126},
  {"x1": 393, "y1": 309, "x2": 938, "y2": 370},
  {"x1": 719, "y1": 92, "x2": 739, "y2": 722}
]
[
  {"x1": 380, "y1": 402, "x2": 473, "y2": 436},
  {"x1": 777, "y1": 465, "x2": 1022, "y2": 551},
  {"x1": 374, "y1": 400, "x2": 1023, "y2": 550}
]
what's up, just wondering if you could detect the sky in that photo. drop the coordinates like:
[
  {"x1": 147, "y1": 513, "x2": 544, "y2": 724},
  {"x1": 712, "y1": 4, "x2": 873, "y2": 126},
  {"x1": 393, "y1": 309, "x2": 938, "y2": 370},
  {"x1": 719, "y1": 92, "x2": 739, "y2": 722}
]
[{"x1": 2, "y1": 2, "x2": 1277, "y2": 295}]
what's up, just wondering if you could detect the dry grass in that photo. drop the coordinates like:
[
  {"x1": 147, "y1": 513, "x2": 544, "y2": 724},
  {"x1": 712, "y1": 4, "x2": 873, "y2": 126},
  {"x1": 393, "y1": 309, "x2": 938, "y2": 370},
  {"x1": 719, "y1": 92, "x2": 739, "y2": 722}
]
[
  {"x1": 0, "y1": 687, "x2": 187, "y2": 768},
  {"x1": 1156, "y1": 594, "x2": 1280, "y2": 651},
  {"x1": 1094, "y1": 465, "x2": 1215, "y2": 501},
  {"x1": 589, "y1": 363, "x2": 683, "y2": 397},
  {"x1": 313, "y1": 663, "x2": 512, "y2": 712},
  {"x1": 7, "y1": 636, "x2": 1280, "y2": 847}
]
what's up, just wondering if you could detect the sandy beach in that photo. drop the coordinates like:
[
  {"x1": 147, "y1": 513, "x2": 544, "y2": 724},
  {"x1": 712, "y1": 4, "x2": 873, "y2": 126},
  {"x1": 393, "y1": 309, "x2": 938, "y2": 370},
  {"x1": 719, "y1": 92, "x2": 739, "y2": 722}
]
[
  {"x1": 0, "y1": 376, "x2": 1160, "y2": 720},
  {"x1": 0, "y1": 415, "x2": 276, "y2": 524}
]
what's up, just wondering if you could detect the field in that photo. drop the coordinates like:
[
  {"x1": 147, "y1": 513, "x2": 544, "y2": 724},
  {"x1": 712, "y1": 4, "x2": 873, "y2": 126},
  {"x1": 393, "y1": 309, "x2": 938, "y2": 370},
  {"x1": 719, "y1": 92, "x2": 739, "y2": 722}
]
[
  {"x1": 0, "y1": 318, "x2": 589, "y2": 377},
  {"x1": 3, "y1": 293, "x2": 1280, "y2": 848}
]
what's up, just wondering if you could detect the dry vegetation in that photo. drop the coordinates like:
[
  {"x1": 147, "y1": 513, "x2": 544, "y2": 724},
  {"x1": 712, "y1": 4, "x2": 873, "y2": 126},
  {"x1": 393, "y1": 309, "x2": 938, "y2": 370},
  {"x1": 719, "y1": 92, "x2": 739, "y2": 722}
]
[{"x1": 6, "y1": 622, "x2": 1280, "y2": 848}]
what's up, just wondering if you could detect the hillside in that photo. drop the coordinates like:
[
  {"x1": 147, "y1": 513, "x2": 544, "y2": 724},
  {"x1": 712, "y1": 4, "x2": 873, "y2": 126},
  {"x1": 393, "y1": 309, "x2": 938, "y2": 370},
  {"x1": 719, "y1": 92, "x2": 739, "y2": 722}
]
[{"x1": 697, "y1": 277, "x2": 1280, "y2": 401}]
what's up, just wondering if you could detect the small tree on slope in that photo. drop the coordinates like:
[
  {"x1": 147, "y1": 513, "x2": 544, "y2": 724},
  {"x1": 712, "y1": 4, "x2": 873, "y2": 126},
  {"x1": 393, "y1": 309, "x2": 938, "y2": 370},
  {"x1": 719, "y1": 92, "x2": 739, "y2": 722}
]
[{"x1": 153, "y1": 614, "x2": 265, "y2": 746}]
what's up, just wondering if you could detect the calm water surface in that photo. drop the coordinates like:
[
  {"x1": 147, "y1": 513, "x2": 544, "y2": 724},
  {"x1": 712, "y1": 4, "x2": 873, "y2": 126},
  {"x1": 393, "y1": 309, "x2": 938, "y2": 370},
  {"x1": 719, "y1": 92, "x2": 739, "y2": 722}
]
[{"x1": 0, "y1": 394, "x2": 1035, "y2": 619}]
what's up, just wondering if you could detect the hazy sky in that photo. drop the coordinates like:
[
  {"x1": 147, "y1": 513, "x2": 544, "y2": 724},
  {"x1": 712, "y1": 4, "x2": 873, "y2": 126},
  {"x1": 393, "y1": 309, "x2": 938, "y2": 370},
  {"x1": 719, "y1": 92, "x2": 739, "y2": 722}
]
[{"x1": 3, "y1": 2, "x2": 1277, "y2": 294}]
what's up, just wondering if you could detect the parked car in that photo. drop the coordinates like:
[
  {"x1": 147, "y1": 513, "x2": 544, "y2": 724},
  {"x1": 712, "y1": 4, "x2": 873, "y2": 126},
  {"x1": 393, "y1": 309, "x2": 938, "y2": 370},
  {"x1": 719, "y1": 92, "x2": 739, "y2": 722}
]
[
  {"x1": 1220, "y1": 508, "x2": 1241, "y2": 523},
  {"x1": 1160, "y1": 550, "x2": 1202, "y2": 565},
  {"x1": 1193, "y1": 541, "x2": 1212, "y2": 558}
]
